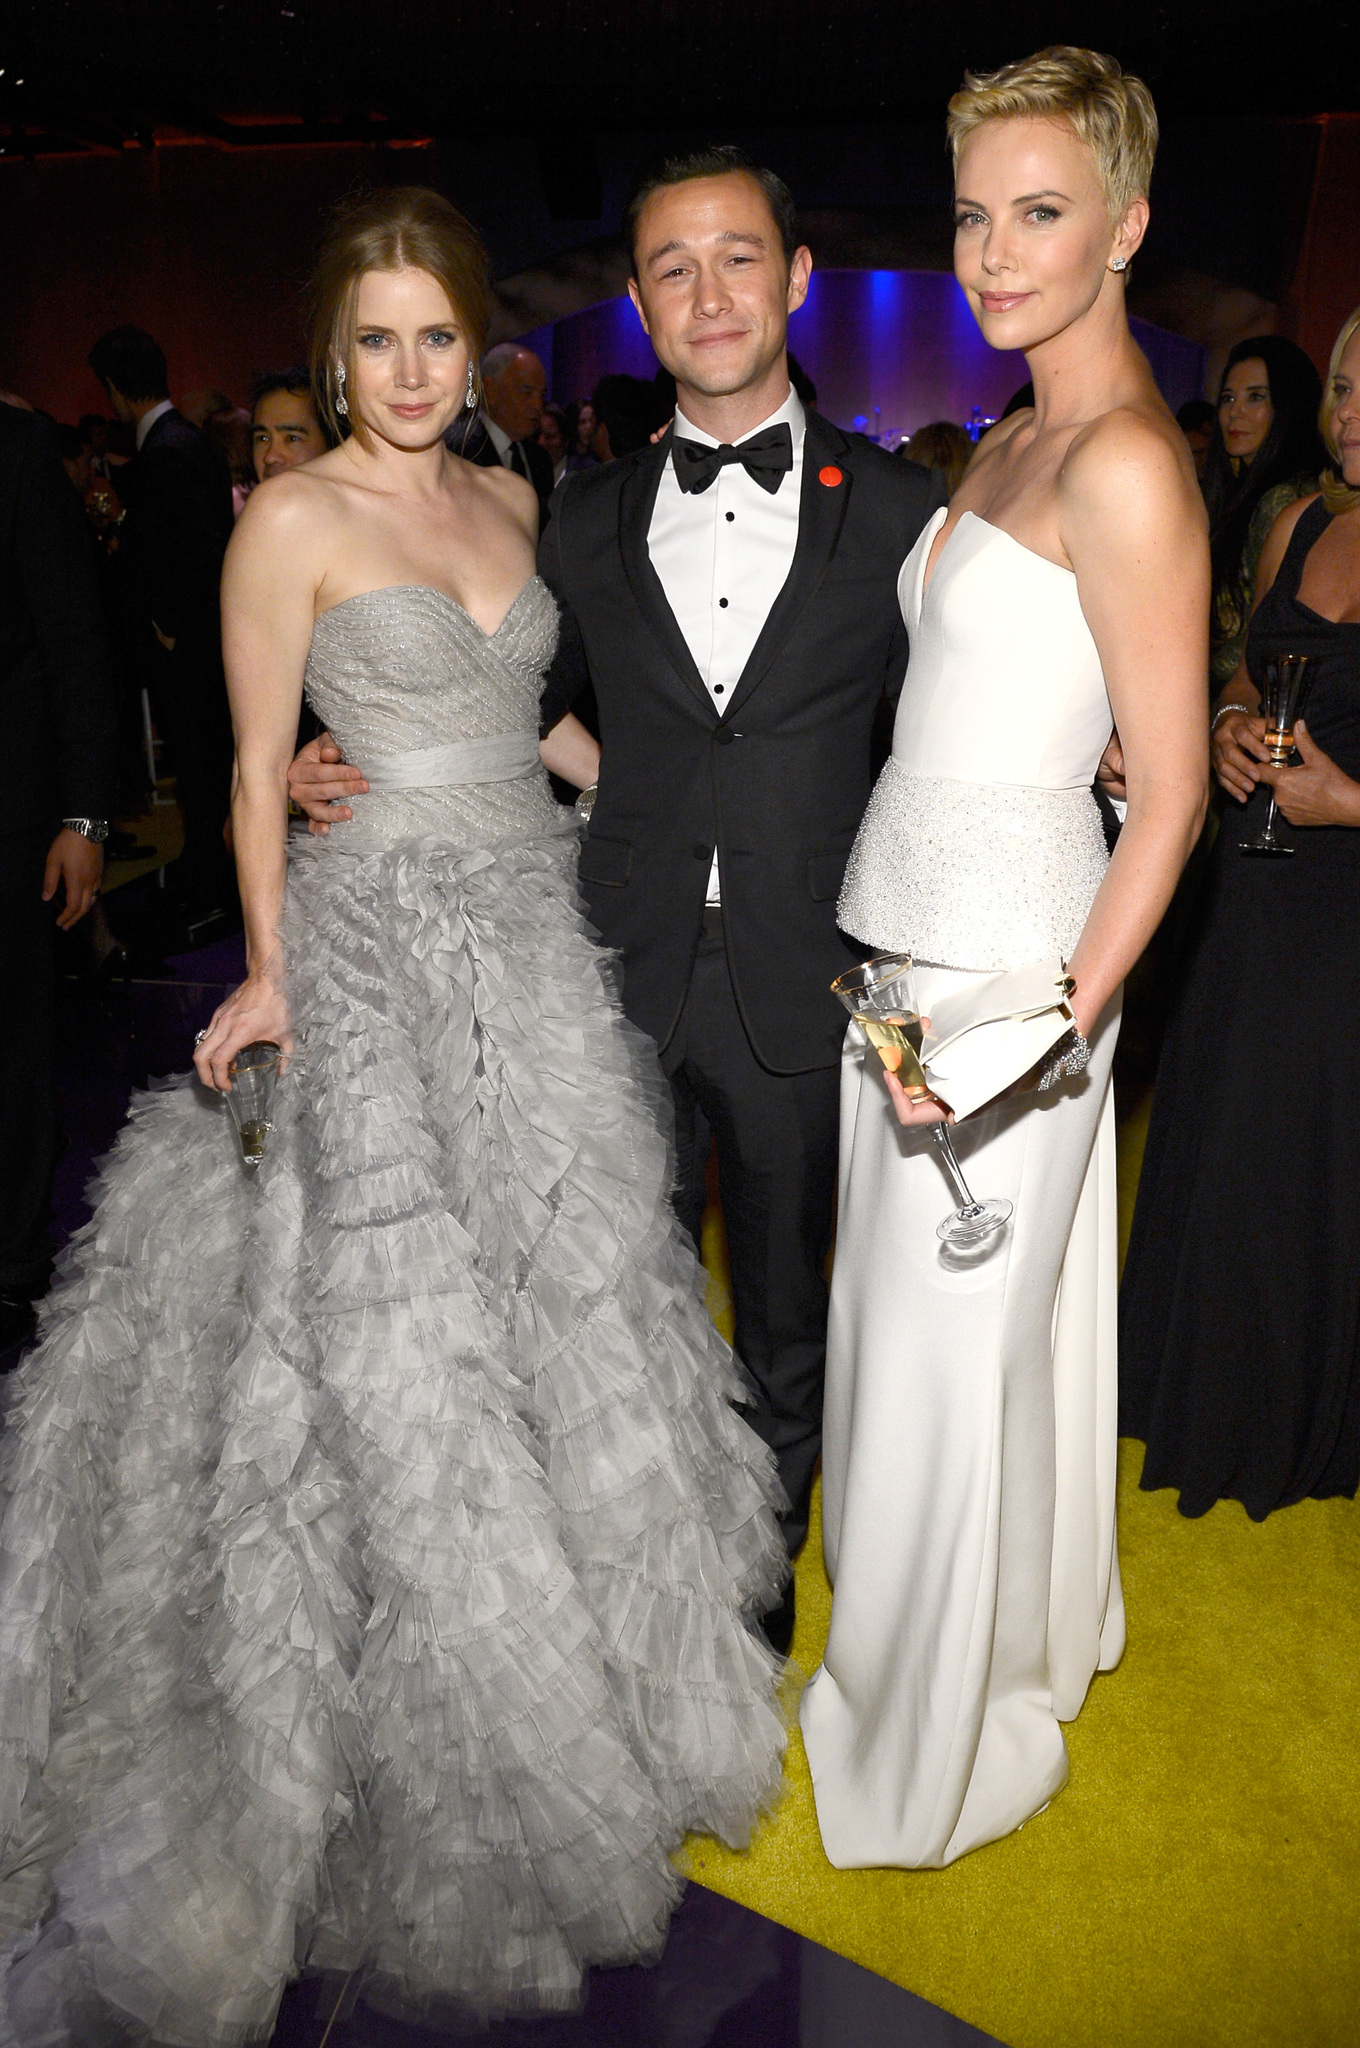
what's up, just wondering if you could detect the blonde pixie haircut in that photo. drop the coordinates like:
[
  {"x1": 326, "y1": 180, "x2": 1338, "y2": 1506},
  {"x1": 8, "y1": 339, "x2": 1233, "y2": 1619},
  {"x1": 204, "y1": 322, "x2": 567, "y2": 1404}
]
[
  {"x1": 1320, "y1": 303, "x2": 1360, "y2": 516},
  {"x1": 309, "y1": 186, "x2": 491, "y2": 448},
  {"x1": 947, "y1": 46, "x2": 1158, "y2": 225}
]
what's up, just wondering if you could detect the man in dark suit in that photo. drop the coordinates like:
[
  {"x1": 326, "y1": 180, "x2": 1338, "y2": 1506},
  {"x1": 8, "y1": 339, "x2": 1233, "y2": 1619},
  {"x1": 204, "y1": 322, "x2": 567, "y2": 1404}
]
[
  {"x1": 537, "y1": 151, "x2": 945, "y2": 1647},
  {"x1": 447, "y1": 343, "x2": 555, "y2": 521},
  {"x1": 88, "y1": 327, "x2": 235, "y2": 916},
  {"x1": 0, "y1": 399, "x2": 118, "y2": 1349}
]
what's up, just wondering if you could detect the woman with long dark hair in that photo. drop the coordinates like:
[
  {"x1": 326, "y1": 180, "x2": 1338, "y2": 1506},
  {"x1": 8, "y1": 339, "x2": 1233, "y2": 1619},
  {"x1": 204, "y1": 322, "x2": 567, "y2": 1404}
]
[
  {"x1": 1204, "y1": 335, "x2": 1325, "y2": 691},
  {"x1": 1122, "y1": 306, "x2": 1360, "y2": 1520}
]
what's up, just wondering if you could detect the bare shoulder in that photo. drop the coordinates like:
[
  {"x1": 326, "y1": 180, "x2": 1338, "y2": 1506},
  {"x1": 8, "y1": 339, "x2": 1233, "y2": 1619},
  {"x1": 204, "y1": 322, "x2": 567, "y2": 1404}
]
[
  {"x1": 225, "y1": 466, "x2": 340, "y2": 607},
  {"x1": 1255, "y1": 489, "x2": 1319, "y2": 591},
  {"x1": 234, "y1": 462, "x2": 345, "y2": 549},
  {"x1": 1264, "y1": 489, "x2": 1319, "y2": 554},
  {"x1": 1062, "y1": 405, "x2": 1200, "y2": 529}
]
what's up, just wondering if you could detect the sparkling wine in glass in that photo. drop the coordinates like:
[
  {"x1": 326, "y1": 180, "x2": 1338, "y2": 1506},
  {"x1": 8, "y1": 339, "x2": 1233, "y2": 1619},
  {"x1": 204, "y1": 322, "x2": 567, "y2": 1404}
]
[
  {"x1": 225, "y1": 1041, "x2": 281, "y2": 1171},
  {"x1": 831, "y1": 955, "x2": 1013, "y2": 1246},
  {"x1": 1242, "y1": 655, "x2": 1312, "y2": 858}
]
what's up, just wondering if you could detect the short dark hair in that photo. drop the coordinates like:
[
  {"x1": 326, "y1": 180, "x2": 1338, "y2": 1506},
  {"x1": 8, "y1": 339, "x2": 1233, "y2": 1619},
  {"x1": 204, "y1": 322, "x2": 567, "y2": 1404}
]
[
  {"x1": 1175, "y1": 397, "x2": 1216, "y2": 434},
  {"x1": 250, "y1": 366, "x2": 319, "y2": 412},
  {"x1": 625, "y1": 146, "x2": 797, "y2": 274},
  {"x1": 87, "y1": 326, "x2": 169, "y2": 403}
]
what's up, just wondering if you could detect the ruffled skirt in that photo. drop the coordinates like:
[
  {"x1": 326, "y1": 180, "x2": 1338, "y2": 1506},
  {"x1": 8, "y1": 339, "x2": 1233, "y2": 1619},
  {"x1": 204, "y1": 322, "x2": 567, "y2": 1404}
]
[{"x1": 0, "y1": 826, "x2": 787, "y2": 2044}]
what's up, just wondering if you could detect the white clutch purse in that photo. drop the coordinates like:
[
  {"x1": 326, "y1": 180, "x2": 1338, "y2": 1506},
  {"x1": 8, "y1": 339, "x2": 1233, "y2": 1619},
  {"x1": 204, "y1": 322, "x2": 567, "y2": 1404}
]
[{"x1": 919, "y1": 957, "x2": 1078, "y2": 1121}]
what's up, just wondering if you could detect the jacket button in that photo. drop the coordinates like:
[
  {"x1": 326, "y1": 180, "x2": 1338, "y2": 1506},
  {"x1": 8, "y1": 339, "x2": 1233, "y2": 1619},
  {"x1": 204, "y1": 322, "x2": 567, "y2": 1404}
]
[
  {"x1": 692, "y1": 843, "x2": 711, "y2": 861},
  {"x1": 715, "y1": 729, "x2": 742, "y2": 746}
]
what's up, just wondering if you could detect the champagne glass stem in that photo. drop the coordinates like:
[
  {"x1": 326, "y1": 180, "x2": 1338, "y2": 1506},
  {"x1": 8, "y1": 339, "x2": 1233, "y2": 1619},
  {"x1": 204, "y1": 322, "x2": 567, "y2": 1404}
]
[
  {"x1": 1262, "y1": 790, "x2": 1280, "y2": 842},
  {"x1": 929, "y1": 1125, "x2": 983, "y2": 1216}
]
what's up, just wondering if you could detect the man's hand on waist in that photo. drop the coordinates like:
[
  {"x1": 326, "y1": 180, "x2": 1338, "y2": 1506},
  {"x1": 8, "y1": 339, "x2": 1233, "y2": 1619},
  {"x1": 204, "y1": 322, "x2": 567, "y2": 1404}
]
[{"x1": 288, "y1": 733, "x2": 368, "y2": 835}]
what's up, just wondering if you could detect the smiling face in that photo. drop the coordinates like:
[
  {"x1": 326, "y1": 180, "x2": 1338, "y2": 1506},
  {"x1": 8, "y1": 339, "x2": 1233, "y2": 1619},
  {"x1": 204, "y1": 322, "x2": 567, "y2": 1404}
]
[
  {"x1": 347, "y1": 266, "x2": 471, "y2": 451},
  {"x1": 628, "y1": 171, "x2": 811, "y2": 405},
  {"x1": 1328, "y1": 329, "x2": 1360, "y2": 488},
  {"x1": 953, "y1": 116, "x2": 1146, "y2": 356},
  {"x1": 251, "y1": 386, "x2": 328, "y2": 481},
  {"x1": 1218, "y1": 356, "x2": 1274, "y2": 466}
]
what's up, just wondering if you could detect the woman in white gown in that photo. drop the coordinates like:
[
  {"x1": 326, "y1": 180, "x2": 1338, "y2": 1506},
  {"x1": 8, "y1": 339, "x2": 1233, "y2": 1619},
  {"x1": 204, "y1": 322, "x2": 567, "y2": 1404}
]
[{"x1": 799, "y1": 48, "x2": 1209, "y2": 1869}]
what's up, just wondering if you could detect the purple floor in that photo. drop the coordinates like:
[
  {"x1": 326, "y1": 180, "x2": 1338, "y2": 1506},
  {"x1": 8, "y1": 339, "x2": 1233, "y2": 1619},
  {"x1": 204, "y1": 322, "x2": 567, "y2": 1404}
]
[
  {"x1": 19, "y1": 908, "x2": 1003, "y2": 2048},
  {"x1": 269, "y1": 1885, "x2": 1001, "y2": 2046}
]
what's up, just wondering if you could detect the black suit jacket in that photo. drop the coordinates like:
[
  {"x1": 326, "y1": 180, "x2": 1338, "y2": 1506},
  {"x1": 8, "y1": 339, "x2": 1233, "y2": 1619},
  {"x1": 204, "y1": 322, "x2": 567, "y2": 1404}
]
[
  {"x1": 0, "y1": 403, "x2": 117, "y2": 833},
  {"x1": 450, "y1": 412, "x2": 555, "y2": 522},
  {"x1": 116, "y1": 408, "x2": 233, "y2": 658},
  {"x1": 538, "y1": 413, "x2": 947, "y2": 1072}
]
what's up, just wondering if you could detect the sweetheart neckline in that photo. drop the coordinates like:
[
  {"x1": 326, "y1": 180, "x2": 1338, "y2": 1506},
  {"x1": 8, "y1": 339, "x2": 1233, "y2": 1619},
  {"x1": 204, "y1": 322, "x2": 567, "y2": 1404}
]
[
  {"x1": 313, "y1": 575, "x2": 545, "y2": 644},
  {"x1": 918, "y1": 508, "x2": 1076, "y2": 607}
]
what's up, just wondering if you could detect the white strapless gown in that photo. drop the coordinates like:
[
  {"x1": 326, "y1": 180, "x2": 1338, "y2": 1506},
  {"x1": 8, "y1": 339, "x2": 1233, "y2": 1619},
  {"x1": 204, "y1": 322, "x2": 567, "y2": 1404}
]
[{"x1": 799, "y1": 510, "x2": 1126, "y2": 1869}]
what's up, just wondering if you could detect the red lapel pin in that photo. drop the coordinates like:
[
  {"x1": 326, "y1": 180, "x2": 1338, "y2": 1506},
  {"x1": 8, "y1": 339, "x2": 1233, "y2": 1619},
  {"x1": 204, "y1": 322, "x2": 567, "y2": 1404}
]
[{"x1": 818, "y1": 465, "x2": 843, "y2": 487}]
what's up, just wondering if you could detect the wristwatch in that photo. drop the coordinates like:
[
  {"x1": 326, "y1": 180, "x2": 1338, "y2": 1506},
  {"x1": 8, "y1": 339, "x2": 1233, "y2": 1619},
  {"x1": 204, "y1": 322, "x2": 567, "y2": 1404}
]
[{"x1": 61, "y1": 817, "x2": 110, "y2": 844}]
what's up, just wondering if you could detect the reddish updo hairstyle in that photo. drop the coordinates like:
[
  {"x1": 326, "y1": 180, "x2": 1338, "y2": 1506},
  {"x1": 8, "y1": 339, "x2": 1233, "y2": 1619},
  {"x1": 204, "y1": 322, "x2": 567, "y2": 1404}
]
[{"x1": 308, "y1": 185, "x2": 492, "y2": 447}]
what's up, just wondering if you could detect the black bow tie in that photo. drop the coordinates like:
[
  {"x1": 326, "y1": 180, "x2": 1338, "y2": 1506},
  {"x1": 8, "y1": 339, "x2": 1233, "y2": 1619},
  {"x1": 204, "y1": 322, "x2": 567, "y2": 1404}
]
[{"x1": 672, "y1": 423, "x2": 794, "y2": 495}]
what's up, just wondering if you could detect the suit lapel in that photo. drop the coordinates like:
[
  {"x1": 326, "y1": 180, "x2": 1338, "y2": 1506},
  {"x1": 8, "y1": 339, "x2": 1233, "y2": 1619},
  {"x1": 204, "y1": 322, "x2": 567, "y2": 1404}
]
[
  {"x1": 617, "y1": 430, "x2": 714, "y2": 714},
  {"x1": 724, "y1": 414, "x2": 853, "y2": 721}
]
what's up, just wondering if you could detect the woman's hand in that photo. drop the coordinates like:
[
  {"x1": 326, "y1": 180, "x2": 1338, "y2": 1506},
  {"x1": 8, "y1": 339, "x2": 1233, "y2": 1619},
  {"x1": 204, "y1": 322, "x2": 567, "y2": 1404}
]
[
  {"x1": 882, "y1": 1068, "x2": 951, "y2": 1126},
  {"x1": 1258, "y1": 720, "x2": 1360, "y2": 828},
  {"x1": 193, "y1": 967, "x2": 293, "y2": 1094},
  {"x1": 1212, "y1": 710, "x2": 1271, "y2": 803}
]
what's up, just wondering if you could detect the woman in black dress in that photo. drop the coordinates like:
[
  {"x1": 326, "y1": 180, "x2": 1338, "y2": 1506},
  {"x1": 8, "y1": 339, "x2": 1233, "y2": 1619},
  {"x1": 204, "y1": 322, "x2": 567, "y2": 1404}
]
[
  {"x1": 1203, "y1": 336, "x2": 1324, "y2": 695},
  {"x1": 1121, "y1": 306, "x2": 1360, "y2": 1519}
]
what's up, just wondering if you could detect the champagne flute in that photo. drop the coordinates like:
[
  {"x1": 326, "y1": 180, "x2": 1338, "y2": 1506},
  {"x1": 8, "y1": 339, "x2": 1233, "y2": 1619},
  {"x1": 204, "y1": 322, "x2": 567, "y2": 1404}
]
[
  {"x1": 225, "y1": 1040, "x2": 281, "y2": 1170},
  {"x1": 1242, "y1": 655, "x2": 1312, "y2": 858},
  {"x1": 831, "y1": 955, "x2": 1013, "y2": 1246}
]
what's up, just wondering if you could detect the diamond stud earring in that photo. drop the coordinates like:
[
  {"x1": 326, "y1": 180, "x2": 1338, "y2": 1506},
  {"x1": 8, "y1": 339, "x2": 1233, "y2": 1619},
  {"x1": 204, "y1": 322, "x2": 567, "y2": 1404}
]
[{"x1": 1111, "y1": 256, "x2": 1129, "y2": 272}]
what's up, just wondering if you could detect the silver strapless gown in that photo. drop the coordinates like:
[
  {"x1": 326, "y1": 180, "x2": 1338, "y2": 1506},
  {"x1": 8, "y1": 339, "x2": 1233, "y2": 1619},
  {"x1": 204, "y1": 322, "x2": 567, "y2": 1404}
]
[{"x1": 0, "y1": 580, "x2": 786, "y2": 2044}]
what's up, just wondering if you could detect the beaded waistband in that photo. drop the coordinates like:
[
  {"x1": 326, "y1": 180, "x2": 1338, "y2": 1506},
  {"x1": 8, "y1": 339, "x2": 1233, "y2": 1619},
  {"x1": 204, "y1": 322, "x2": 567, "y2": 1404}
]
[{"x1": 838, "y1": 764, "x2": 1109, "y2": 972}]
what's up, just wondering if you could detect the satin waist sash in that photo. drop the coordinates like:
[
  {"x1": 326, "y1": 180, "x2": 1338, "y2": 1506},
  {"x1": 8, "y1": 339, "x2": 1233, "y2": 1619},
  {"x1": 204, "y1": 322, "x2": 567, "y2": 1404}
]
[{"x1": 357, "y1": 732, "x2": 540, "y2": 791}]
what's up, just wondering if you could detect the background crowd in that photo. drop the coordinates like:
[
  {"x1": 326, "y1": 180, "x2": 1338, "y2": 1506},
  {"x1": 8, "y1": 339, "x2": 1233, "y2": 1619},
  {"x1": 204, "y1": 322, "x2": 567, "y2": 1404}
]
[{"x1": 3, "y1": 282, "x2": 1360, "y2": 1539}]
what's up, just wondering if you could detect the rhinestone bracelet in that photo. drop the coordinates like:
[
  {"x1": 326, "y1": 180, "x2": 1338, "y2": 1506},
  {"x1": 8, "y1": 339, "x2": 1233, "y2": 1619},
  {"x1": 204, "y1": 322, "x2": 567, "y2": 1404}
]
[
  {"x1": 1211, "y1": 702, "x2": 1254, "y2": 733},
  {"x1": 1037, "y1": 1026, "x2": 1093, "y2": 1092}
]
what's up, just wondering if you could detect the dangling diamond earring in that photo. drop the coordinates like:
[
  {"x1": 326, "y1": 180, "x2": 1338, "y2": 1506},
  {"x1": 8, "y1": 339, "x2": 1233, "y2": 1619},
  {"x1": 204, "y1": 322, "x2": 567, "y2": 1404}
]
[
  {"x1": 334, "y1": 359, "x2": 349, "y2": 417},
  {"x1": 465, "y1": 365, "x2": 477, "y2": 412},
  {"x1": 1111, "y1": 256, "x2": 1129, "y2": 273}
]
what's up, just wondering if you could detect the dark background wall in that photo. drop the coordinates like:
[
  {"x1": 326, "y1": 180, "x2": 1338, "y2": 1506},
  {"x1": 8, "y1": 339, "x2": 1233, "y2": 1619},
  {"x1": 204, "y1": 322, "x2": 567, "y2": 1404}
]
[{"x1": 4, "y1": 116, "x2": 1347, "y2": 424}]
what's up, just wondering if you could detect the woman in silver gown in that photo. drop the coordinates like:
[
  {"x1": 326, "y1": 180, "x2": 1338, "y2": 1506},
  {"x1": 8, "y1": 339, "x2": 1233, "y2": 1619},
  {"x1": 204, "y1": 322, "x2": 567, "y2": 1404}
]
[{"x1": 0, "y1": 189, "x2": 786, "y2": 2044}]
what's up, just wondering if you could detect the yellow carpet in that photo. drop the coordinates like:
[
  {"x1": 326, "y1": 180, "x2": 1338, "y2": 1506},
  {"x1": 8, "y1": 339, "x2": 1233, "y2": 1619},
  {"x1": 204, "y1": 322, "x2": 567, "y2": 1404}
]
[{"x1": 685, "y1": 1105, "x2": 1360, "y2": 2048}]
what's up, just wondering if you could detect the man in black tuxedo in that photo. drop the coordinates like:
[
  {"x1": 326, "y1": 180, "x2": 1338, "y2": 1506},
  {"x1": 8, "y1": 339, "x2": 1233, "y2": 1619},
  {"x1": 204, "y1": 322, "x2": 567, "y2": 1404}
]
[
  {"x1": 0, "y1": 399, "x2": 118, "y2": 1349},
  {"x1": 446, "y1": 343, "x2": 555, "y2": 522},
  {"x1": 537, "y1": 151, "x2": 945, "y2": 1646},
  {"x1": 88, "y1": 327, "x2": 235, "y2": 915},
  {"x1": 289, "y1": 152, "x2": 944, "y2": 1649}
]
